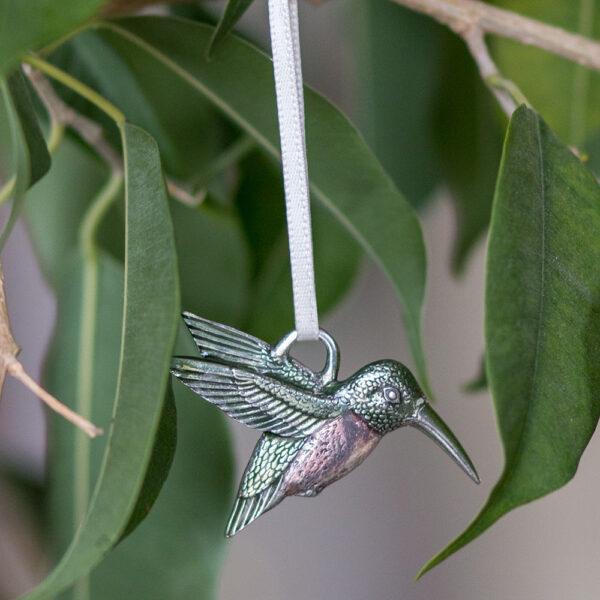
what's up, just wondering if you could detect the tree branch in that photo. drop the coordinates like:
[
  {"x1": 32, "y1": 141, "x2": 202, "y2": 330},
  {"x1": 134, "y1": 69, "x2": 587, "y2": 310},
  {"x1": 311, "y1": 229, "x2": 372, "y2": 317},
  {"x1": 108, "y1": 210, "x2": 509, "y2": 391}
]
[
  {"x1": 391, "y1": 0, "x2": 600, "y2": 72},
  {"x1": 24, "y1": 66, "x2": 205, "y2": 207},
  {"x1": 0, "y1": 263, "x2": 102, "y2": 438}
]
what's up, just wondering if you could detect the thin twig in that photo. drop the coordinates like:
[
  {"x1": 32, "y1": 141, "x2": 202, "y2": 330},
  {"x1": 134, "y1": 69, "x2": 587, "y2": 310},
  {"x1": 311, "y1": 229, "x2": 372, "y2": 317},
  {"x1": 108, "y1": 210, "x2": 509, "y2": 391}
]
[
  {"x1": 462, "y1": 27, "x2": 516, "y2": 115},
  {"x1": 0, "y1": 263, "x2": 102, "y2": 438},
  {"x1": 24, "y1": 64, "x2": 122, "y2": 171},
  {"x1": 391, "y1": 0, "x2": 600, "y2": 72},
  {"x1": 24, "y1": 66, "x2": 204, "y2": 206},
  {"x1": 5, "y1": 357, "x2": 103, "y2": 438}
]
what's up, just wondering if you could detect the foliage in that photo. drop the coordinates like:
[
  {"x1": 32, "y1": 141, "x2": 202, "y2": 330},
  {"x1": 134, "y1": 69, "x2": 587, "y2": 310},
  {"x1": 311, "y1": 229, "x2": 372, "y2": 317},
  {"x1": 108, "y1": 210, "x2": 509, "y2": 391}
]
[{"x1": 1, "y1": 0, "x2": 600, "y2": 597}]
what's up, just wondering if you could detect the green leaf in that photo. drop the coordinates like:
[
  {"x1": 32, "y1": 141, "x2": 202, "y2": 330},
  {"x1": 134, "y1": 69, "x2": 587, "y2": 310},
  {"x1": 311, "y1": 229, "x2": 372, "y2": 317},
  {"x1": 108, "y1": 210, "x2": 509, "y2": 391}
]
[
  {"x1": 463, "y1": 355, "x2": 487, "y2": 394},
  {"x1": 25, "y1": 137, "x2": 109, "y2": 286},
  {"x1": 351, "y1": 0, "x2": 444, "y2": 207},
  {"x1": 171, "y1": 199, "x2": 251, "y2": 327},
  {"x1": 490, "y1": 0, "x2": 600, "y2": 151},
  {"x1": 20, "y1": 123, "x2": 180, "y2": 599},
  {"x1": 434, "y1": 35, "x2": 504, "y2": 273},
  {"x1": 120, "y1": 386, "x2": 177, "y2": 541},
  {"x1": 6, "y1": 69, "x2": 51, "y2": 185},
  {"x1": 92, "y1": 331, "x2": 234, "y2": 599},
  {"x1": 236, "y1": 151, "x2": 361, "y2": 340},
  {"x1": 0, "y1": 0, "x2": 105, "y2": 76},
  {"x1": 208, "y1": 0, "x2": 254, "y2": 58},
  {"x1": 61, "y1": 30, "x2": 234, "y2": 181},
  {"x1": 97, "y1": 15, "x2": 431, "y2": 391},
  {"x1": 44, "y1": 253, "x2": 124, "y2": 557},
  {"x1": 234, "y1": 151, "x2": 285, "y2": 278},
  {"x1": 0, "y1": 68, "x2": 49, "y2": 252},
  {"x1": 420, "y1": 106, "x2": 600, "y2": 575}
]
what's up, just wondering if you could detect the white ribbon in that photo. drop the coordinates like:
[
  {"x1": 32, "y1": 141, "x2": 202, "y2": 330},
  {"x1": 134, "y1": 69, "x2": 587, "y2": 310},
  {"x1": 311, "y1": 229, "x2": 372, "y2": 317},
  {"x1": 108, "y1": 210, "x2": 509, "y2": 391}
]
[{"x1": 268, "y1": 0, "x2": 319, "y2": 341}]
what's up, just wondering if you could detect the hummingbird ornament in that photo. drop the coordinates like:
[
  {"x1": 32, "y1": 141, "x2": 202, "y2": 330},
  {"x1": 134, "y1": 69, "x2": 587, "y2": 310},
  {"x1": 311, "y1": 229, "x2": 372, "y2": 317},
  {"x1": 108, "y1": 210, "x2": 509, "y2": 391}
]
[{"x1": 171, "y1": 312, "x2": 479, "y2": 537}]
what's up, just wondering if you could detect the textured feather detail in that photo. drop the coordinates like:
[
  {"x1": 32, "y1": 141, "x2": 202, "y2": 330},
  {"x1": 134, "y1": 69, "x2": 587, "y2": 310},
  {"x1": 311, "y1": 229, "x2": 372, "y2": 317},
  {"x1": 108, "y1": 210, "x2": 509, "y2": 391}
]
[
  {"x1": 171, "y1": 358, "x2": 339, "y2": 437},
  {"x1": 240, "y1": 433, "x2": 306, "y2": 497},
  {"x1": 182, "y1": 311, "x2": 320, "y2": 390},
  {"x1": 226, "y1": 477, "x2": 285, "y2": 537}
]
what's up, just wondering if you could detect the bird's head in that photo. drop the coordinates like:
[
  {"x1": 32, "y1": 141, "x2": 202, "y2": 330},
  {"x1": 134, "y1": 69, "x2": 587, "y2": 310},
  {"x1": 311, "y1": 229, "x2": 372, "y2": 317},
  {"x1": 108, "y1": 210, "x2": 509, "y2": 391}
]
[{"x1": 338, "y1": 360, "x2": 479, "y2": 483}]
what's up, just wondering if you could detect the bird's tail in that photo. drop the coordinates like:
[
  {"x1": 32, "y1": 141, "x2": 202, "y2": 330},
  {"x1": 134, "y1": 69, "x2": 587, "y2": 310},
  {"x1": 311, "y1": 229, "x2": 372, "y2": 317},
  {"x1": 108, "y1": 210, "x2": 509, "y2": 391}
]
[{"x1": 226, "y1": 478, "x2": 285, "y2": 537}]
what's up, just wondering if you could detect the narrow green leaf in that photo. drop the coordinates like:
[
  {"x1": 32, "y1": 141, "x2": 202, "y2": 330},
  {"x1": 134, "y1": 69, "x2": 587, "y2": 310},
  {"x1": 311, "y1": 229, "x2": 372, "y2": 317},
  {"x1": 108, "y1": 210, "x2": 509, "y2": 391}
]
[
  {"x1": 92, "y1": 331, "x2": 234, "y2": 599},
  {"x1": 44, "y1": 253, "x2": 124, "y2": 557},
  {"x1": 0, "y1": 70, "x2": 49, "y2": 250},
  {"x1": 121, "y1": 386, "x2": 177, "y2": 541},
  {"x1": 0, "y1": 75, "x2": 30, "y2": 249},
  {"x1": 171, "y1": 199, "x2": 251, "y2": 327},
  {"x1": 20, "y1": 122, "x2": 179, "y2": 599},
  {"x1": 0, "y1": 0, "x2": 105, "y2": 76},
  {"x1": 29, "y1": 138, "x2": 237, "y2": 598},
  {"x1": 25, "y1": 137, "x2": 111, "y2": 286},
  {"x1": 207, "y1": 0, "x2": 254, "y2": 58},
  {"x1": 98, "y1": 15, "x2": 430, "y2": 391},
  {"x1": 434, "y1": 35, "x2": 504, "y2": 273},
  {"x1": 60, "y1": 30, "x2": 234, "y2": 181},
  {"x1": 352, "y1": 0, "x2": 444, "y2": 207},
  {"x1": 463, "y1": 355, "x2": 487, "y2": 394},
  {"x1": 7, "y1": 69, "x2": 51, "y2": 185},
  {"x1": 420, "y1": 106, "x2": 600, "y2": 575},
  {"x1": 237, "y1": 151, "x2": 361, "y2": 340}
]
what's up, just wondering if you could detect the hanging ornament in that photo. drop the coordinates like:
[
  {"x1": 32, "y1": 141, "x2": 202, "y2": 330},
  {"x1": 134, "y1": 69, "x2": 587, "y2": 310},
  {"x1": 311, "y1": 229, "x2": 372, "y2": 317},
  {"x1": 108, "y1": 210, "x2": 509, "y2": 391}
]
[
  {"x1": 171, "y1": 313, "x2": 479, "y2": 537},
  {"x1": 171, "y1": 0, "x2": 479, "y2": 536}
]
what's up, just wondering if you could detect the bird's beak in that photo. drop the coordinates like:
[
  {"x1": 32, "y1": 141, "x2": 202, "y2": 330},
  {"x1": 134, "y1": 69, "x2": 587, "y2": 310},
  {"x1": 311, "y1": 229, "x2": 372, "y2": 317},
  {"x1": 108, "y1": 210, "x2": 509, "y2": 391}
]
[{"x1": 410, "y1": 403, "x2": 480, "y2": 484}]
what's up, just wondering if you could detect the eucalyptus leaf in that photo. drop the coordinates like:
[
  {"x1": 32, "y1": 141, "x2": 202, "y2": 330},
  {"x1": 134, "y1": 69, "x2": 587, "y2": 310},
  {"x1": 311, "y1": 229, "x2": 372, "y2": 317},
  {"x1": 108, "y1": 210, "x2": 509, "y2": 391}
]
[
  {"x1": 463, "y1": 355, "x2": 487, "y2": 394},
  {"x1": 0, "y1": 0, "x2": 105, "y2": 76},
  {"x1": 171, "y1": 199, "x2": 251, "y2": 327},
  {"x1": 1, "y1": 68, "x2": 50, "y2": 251},
  {"x1": 97, "y1": 15, "x2": 431, "y2": 391},
  {"x1": 420, "y1": 106, "x2": 600, "y2": 576},
  {"x1": 352, "y1": 0, "x2": 444, "y2": 207},
  {"x1": 6, "y1": 70, "x2": 50, "y2": 186},
  {"x1": 0, "y1": 75, "x2": 30, "y2": 249},
  {"x1": 93, "y1": 330, "x2": 234, "y2": 600},
  {"x1": 234, "y1": 151, "x2": 285, "y2": 278},
  {"x1": 237, "y1": 151, "x2": 361, "y2": 340},
  {"x1": 44, "y1": 253, "x2": 124, "y2": 558},
  {"x1": 28, "y1": 137, "x2": 238, "y2": 600},
  {"x1": 208, "y1": 0, "x2": 254, "y2": 58},
  {"x1": 121, "y1": 386, "x2": 177, "y2": 541},
  {"x1": 20, "y1": 123, "x2": 179, "y2": 599},
  {"x1": 434, "y1": 35, "x2": 504, "y2": 273},
  {"x1": 25, "y1": 136, "x2": 109, "y2": 286}
]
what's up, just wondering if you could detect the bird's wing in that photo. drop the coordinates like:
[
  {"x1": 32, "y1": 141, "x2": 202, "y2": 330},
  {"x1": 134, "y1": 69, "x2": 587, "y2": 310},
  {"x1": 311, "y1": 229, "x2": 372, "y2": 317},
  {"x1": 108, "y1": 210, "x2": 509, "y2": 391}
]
[
  {"x1": 226, "y1": 433, "x2": 307, "y2": 536},
  {"x1": 171, "y1": 358, "x2": 339, "y2": 437},
  {"x1": 181, "y1": 312, "x2": 320, "y2": 391}
]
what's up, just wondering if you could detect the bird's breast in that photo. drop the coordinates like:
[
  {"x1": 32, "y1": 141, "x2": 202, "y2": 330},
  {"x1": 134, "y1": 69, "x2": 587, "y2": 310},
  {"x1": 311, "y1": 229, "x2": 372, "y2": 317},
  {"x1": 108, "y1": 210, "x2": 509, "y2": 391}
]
[{"x1": 282, "y1": 412, "x2": 381, "y2": 497}]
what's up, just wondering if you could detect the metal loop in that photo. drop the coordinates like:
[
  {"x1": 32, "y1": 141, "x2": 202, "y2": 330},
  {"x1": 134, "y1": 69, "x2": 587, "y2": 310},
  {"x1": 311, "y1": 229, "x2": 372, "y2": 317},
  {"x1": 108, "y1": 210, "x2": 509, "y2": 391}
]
[{"x1": 272, "y1": 329, "x2": 339, "y2": 385}]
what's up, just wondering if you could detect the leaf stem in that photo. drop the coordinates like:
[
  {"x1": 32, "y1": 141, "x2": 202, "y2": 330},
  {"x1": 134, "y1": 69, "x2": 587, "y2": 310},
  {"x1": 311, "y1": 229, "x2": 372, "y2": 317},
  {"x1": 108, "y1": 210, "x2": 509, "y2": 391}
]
[
  {"x1": 486, "y1": 75, "x2": 530, "y2": 108},
  {"x1": 5, "y1": 358, "x2": 103, "y2": 438},
  {"x1": 80, "y1": 172, "x2": 123, "y2": 257},
  {"x1": 0, "y1": 177, "x2": 16, "y2": 207},
  {"x1": 22, "y1": 54, "x2": 125, "y2": 126}
]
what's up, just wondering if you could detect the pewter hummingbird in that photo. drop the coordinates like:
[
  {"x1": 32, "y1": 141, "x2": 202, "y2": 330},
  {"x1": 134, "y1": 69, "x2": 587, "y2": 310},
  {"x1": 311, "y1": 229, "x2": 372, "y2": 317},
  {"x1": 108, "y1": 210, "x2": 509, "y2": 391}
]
[{"x1": 171, "y1": 312, "x2": 479, "y2": 537}]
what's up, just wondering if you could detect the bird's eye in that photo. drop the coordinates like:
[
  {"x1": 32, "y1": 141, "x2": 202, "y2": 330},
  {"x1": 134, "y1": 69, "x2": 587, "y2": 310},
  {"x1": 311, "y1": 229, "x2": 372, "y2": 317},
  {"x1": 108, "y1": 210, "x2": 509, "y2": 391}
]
[{"x1": 383, "y1": 387, "x2": 400, "y2": 402}]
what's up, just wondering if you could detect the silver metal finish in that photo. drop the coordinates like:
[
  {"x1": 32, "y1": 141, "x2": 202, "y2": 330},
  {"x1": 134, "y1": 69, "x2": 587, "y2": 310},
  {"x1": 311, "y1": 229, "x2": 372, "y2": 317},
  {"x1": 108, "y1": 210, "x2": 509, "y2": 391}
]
[{"x1": 171, "y1": 313, "x2": 479, "y2": 537}]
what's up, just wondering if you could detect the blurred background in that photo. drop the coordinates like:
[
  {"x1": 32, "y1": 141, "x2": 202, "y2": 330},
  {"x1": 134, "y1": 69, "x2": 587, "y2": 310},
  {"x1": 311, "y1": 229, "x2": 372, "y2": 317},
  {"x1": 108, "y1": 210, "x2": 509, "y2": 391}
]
[{"x1": 2, "y1": 1, "x2": 600, "y2": 599}]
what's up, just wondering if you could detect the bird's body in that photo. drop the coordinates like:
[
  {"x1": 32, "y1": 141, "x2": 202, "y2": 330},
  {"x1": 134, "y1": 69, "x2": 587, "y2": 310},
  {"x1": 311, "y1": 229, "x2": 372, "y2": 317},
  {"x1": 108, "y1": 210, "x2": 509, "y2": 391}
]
[
  {"x1": 282, "y1": 412, "x2": 381, "y2": 498},
  {"x1": 171, "y1": 312, "x2": 479, "y2": 537}
]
